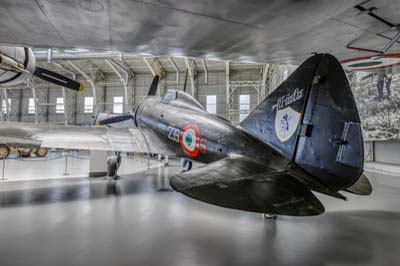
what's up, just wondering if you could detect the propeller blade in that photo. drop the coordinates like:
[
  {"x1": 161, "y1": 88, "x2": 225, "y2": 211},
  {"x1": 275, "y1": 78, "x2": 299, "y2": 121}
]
[
  {"x1": 147, "y1": 72, "x2": 160, "y2": 96},
  {"x1": 96, "y1": 115, "x2": 134, "y2": 126},
  {"x1": 183, "y1": 68, "x2": 188, "y2": 92},
  {"x1": 33, "y1": 67, "x2": 84, "y2": 92}
]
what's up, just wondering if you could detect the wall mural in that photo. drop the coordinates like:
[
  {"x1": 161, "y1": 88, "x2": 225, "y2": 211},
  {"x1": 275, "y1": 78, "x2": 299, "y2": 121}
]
[{"x1": 349, "y1": 72, "x2": 400, "y2": 141}]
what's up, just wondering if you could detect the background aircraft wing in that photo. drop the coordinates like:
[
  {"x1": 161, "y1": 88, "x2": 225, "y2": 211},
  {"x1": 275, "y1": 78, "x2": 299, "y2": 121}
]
[
  {"x1": 1, "y1": 1, "x2": 400, "y2": 69},
  {"x1": 0, "y1": 122, "x2": 172, "y2": 154},
  {"x1": 170, "y1": 156, "x2": 324, "y2": 216}
]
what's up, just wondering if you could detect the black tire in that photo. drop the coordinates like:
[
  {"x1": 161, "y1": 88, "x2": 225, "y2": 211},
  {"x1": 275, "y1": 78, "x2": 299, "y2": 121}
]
[
  {"x1": 20, "y1": 149, "x2": 31, "y2": 157},
  {"x1": 180, "y1": 158, "x2": 193, "y2": 171},
  {"x1": 35, "y1": 147, "x2": 48, "y2": 158},
  {"x1": 0, "y1": 144, "x2": 10, "y2": 159},
  {"x1": 107, "y1": 162, "x2": 117, "y2": 177}
]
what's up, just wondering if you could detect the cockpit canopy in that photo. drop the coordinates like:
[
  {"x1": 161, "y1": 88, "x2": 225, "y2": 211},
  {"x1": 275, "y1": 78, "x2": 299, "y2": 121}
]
[{"x1": 162, "y1": 90, "x2": 206, "y2": 112}]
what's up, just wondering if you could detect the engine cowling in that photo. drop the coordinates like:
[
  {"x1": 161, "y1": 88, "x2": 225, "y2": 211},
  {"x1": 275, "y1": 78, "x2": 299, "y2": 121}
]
[{"x1": 0, "y1": 46, "x2": 36, "y2": 86}]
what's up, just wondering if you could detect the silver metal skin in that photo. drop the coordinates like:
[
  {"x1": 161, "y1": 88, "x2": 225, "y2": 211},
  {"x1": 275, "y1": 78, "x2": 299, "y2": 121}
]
[
  {"x1": 135, "y1": 92, "x2": 289, "y2": 167},
  {"x1": 0, "y1": 46, "x2": 36, "y2": 86},
  {"x1": 0, "y1": 1, "x2": 399, "y2": 65}
]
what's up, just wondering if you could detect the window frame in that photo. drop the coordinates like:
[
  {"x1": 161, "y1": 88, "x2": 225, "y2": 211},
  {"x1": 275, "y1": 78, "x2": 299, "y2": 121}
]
[
  {"x1": 28, "y1": 98, "x2": 35, "y2": 114},
  {"x1": 56, "y1": 97, "x2": 64, "y2": 114},
  {"x1": 206, "y1": 95, "x2": 217, "y2": 114},
  {"x1": 239, "y1": 94, "x2": 250, "y2": 122},
  {"x1": 1, "y1": 98, "x2": 11, "y2": 114},
  {"x1": 113, "y1": 96, "x2": 123, "y2": 114},
  {"x1": 84, "y1": 96, "x2": 94, "y2": 114}
]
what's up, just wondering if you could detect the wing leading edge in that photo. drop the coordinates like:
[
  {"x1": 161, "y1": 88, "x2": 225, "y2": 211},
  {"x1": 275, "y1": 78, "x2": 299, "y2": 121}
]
[
  {"x1": 170, "y1": 156, "x2": 324, "y2": 216},
  {"x1": 0, "y1": 122, "x2": 171, "y2": 154}
]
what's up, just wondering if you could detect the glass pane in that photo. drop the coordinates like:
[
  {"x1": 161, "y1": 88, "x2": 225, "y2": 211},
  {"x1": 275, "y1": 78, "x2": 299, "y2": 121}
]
[
  {"x1": 207, "y1": 95, "x2": 217, "y2": 114},
  {"x1": 84, "y1": 97, "x2": 93, "y2": 113},
  {"x1": 113, "y1": 97, "x2": 123, "y2": 113},
  {"x1": 240, "y1": 95, "x2": 250, "y2": 104},
  {"x1": 2, "y1": 100, "x2": 6, "y2": 113},
  {"x1": 28, "y1": 98, "x2": 35, "y2": 114},
  {"x1": 56, "y1": 97, "x2": 64, "y2": 114},
  {"x1": 114, "y1": 96, "x2": 123, "y2": 104},
  {"x1": 239, "y1": 95, "x2": 250, "y2": 122},
  {"x1": 207, "y1": 95, "x2": 216, "y2": 104}
]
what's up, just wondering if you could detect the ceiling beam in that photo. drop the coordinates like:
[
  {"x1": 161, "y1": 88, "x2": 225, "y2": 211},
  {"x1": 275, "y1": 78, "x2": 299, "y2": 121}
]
[
  {"x1": 201, "y1": 59, "x2": 208, "y2": 85},
  {"x1": 168, "y1": 57, "x2": 180, "y2": 85},
  {"x1": 142, "y1": 57, "x2": 156, "y2": 76},
  {"x1": 67, "y1": 61, "x2": 97, "y2": 113},
  {"x1": 184, "y1": 58, "x2": 196, "y2": 96}
]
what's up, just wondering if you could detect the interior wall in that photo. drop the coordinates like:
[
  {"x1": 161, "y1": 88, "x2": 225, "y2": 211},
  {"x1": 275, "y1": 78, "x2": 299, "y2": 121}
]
[{"x1": 2, "y1": 64, "x2": 294, "y2": 125}]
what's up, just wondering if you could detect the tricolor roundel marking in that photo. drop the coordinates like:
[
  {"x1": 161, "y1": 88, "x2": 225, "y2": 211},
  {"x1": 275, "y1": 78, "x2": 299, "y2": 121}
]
[
  {"x1": 180, "y1": 124, "x2": 200, "y2": 157},
  {"x1": 340, "y1": 54, "x2": 400, "y2": 71}
]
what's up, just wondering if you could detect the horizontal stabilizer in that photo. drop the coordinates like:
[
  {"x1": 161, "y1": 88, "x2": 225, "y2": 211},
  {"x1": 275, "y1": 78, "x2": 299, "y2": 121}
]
[
  {"x1": 34, "y1": 67, "x2": 84, "y2": 91},
  {"x1": 344, "y1": 174, "x2": 372, "y2": 195},
  {"x1": 97, "y1": 115, "x2": 134, "y2": 126},
  {"x1": 170, "y1": 157, "x2": 324, "y2": 216}
]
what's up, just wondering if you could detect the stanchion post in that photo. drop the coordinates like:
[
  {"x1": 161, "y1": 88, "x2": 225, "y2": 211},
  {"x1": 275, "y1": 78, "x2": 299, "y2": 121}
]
[
  {"x1": 164, "y1": 155, "x2": 169, "y2": 166},
  {"x1": 63, "y1": 152, "x2": 69, "y2": 176},
  {"x1": 1, "y1": 157, "x2": 6, "y2": 181}
]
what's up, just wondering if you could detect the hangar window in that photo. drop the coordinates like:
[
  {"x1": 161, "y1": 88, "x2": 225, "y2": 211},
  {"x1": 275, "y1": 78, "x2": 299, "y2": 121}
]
[
  {"x1": 206, "y1": 95, "x2": 217, "y2": 114},
  {"x1": 56, "y1": 97, "x2": 64, "y2": 114},
  {"x1": 84, "y1": 97, "x2": 94, "y2": 113},
  {"x1": 2, "y1": 98, "x2": 11, "y2": 113},
  {"x1": 28, "y1": 98, "x2": 35, "y2": 114},
  {"x1": 113, "y1": 96, "x2": 123, "y2": 113},
  {"x1": 283, "y1": 69, "x2": 289, "y2": 79},
  {"x1": 239, "y1": 95, "x2": 250, "y2": 122}
]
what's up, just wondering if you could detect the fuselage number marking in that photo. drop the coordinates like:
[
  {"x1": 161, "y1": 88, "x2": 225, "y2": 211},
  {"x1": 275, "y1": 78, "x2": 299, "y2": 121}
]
[{"x1": 168, "y1": 126, "x2": 180, "y2": 143}]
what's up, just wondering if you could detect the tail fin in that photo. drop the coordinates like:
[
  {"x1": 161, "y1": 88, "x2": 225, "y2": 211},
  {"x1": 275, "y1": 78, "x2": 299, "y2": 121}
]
[{"x1": 241, "y1": 54, "x2": 364, "y2": 190}]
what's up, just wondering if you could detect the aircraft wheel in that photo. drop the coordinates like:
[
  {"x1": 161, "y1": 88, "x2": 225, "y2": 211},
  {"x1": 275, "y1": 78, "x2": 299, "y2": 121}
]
[
  {"x1": 107, "y1": 155, "x2": 121, "y2": 178},
  {"x1": 107, "y1": 161, "x2": 117, "y2": 177},
  {"x1": 19, "y1": 148, "x2": 31, "y2": 157},
  {"x1": 0, "y1": 144, "x2": 10, "y2": 159},
  {"x1": 180, "y1": 158, "x2": 192, "y2": 171},
  {"x1": 263, "y1": 213, "x2": 278, "y2": 220},
  {"x1": 35, "y1": 147, "x2": 48, "y2": 157}
]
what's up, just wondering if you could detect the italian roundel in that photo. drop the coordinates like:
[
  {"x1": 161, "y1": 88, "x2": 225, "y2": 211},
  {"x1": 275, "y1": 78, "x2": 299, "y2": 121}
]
[{"x1": 180, "y1": 124, "x2": 200, "y2": 157}]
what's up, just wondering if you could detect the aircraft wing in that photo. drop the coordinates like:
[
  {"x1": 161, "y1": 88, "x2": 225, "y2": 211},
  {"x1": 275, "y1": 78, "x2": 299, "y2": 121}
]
[
  {"x1": 1, "y1": 0, "x2": 400, "y2": 69},
  {"x1": 0, "y1": 122, "x2": 172, "y2": 154},
  {"x1": 170, "y1": 156, "x2": 324, "y2": 216}
]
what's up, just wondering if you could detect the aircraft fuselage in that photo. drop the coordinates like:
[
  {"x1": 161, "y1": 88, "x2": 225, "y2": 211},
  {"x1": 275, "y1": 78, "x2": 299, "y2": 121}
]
[{"x1": 135, "y1": 95, "x2": 289, "y2": 169}]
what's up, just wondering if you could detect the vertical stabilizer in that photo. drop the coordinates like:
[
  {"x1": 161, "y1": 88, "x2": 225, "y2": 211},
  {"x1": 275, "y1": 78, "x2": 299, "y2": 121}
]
[{"x1": 240, "y1": 54, "x2": 364, "y2": 190}]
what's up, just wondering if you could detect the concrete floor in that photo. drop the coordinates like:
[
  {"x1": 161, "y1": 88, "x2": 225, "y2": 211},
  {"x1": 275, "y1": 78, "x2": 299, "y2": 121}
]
[{"x1": 0, "y1": 159, "x2": 399, "y2": 266}]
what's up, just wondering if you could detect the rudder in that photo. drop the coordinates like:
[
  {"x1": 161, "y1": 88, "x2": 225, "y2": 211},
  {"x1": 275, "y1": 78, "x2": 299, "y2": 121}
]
[{"x1": 240, "y1": 54, "x2": 364, "y2": 191}]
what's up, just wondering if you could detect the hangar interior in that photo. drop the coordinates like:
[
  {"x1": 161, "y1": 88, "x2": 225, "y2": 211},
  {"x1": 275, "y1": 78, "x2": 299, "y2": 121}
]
[
  {"x1": 3, "y1": 0, "x2": 400, "y2": 265},
  {"x1": 0, "y1": 49, "x2": 400, "y2": 266},
  {"x1": 1, "y1": 51, "x2": 294, "y2": 125},
  {"x1": 0, "y1": 50, "x2": 399, "y2": 166}
]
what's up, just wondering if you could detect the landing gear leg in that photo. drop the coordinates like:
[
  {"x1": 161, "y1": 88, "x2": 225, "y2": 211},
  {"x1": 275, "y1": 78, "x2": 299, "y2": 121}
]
[
  {"x1": 263, "y1": 213, "x2": 278, "y2": 220},
  {"x1": 180, "y1": 158, "x2": 192, "y2": 172},
  {"x1": 107, "y1": 152, "x2": 122, "y2": 180}
]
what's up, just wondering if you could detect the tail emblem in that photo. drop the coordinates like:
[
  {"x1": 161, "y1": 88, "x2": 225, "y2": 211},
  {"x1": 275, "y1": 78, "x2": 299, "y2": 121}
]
[{"x1": 274, "y1": 106, "x2": 301, "y2": 142}]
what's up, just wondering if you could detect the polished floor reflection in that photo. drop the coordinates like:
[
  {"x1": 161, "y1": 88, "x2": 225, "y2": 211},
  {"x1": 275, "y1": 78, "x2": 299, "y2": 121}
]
[{"x1": 0, "y1": 162, "x2": 399, "y2": 266}]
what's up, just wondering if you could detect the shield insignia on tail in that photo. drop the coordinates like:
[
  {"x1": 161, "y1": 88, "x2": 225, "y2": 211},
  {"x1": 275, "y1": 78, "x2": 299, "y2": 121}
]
[{"x1": 274, "y1": 107, "x2": 301, "y2": 142}]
